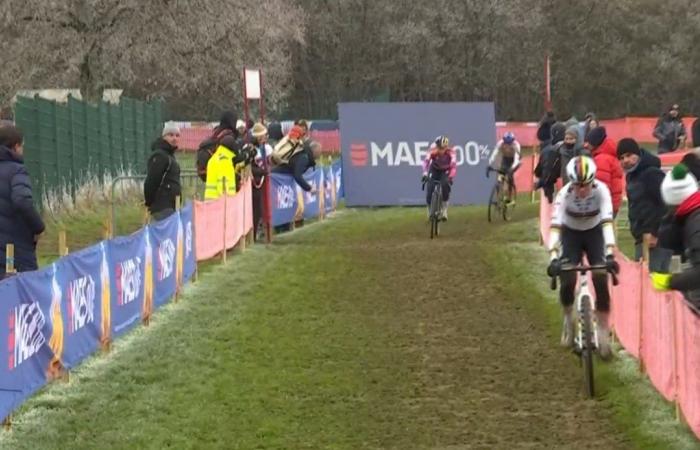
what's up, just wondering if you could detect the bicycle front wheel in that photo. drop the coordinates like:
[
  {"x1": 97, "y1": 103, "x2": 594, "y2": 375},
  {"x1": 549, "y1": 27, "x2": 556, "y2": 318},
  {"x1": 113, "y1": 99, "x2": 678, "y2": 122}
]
[
  {"x1": 487, "y1": 183, "x2": 499, "y2": 223},
  {"x1": 430, "y1": 187, "x2": 441, "y2": 239},
  {"x1": 503, "y1": 184, "x2": 517, "y2": 222},
  {"x1": 581, "y1": 295, "x2": 595, "y2": 398}
]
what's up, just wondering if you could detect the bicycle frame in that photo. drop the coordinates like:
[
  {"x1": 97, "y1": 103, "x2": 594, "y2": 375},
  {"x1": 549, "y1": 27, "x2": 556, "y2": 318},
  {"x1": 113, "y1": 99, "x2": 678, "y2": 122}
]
[{"x1": 574, "y1": 275, "x2": 598, "y2": 354}]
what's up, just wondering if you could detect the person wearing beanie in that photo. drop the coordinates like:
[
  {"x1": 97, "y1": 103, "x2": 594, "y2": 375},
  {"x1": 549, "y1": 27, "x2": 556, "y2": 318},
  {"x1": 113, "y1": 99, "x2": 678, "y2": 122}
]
[
  {"x1": 651, "y1": 164, "x2": 700, "y2": 310},
  {"x1": 617, "y1": 138, "x2": 666, "y2": 262},
  {"x1": 585, "y1": 126, "x2": 623, "y2": 216},
  {"x1": 558, "y1": 125, "x2": 587, "y2": 181},
  {"x1": 144, "y1": 122, "x2": 182, "y2": 220},
  {"x1": 653, "y1": 104, "x2": 687, "y2": 154},
  {"x1": 532, "y1": 122, "x2": 567, "y2": 202}
]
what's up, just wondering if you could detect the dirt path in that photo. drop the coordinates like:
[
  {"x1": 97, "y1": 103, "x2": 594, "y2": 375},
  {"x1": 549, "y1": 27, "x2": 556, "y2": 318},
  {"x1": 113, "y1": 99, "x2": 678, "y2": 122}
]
[{"x1": 331, "y1": 208, "x2": 633, "y2": 449}]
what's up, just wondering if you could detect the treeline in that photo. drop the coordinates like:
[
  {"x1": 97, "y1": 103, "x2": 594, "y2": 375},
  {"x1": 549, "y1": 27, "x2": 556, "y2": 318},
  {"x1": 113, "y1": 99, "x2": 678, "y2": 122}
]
[{"x1": 1, "y1": 0, "x2": 698, "y2": 121}]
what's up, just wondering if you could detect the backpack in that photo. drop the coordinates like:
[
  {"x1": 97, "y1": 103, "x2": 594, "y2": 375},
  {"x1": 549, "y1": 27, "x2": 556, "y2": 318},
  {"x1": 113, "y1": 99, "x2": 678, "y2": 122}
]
[
  {"x1": 536, "y1": 144, "x2": 561, "y2": 187},
  {"x1": 270, "y1": 135, "x2": 305, "y2": 166},
  {"x1": 196, "y1": 129, "x2": 233, "y2": 181},
  {"x1": 196, "y1": 138, "x2": 217, "y2": 182}
]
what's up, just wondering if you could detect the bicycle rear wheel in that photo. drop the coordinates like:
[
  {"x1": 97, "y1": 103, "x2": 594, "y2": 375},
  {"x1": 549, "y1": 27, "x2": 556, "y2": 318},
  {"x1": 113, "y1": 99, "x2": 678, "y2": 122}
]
[
  {"x1": 487, "y1": 183, "x2": 499, "y2": 223},
  {"x1": 580, "y1": 294, "x2": 595, "y2": 398}
]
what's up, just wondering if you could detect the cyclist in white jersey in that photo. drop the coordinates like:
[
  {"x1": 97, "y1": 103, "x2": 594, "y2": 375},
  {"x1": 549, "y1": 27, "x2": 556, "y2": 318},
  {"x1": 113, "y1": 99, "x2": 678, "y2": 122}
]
[{"x1": 547, "y1": 156, "x2": 619, "y2": 358}]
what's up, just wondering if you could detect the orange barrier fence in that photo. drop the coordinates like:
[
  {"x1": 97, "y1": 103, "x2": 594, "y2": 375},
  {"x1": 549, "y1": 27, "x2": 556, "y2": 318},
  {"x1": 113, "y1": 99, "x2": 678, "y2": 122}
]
[
  {"x1": 539, "y1": 196, "x2": 700, "y2": 439},
  {"x1": 194, "y1": 181, "x2": 253, "y2": 261}
]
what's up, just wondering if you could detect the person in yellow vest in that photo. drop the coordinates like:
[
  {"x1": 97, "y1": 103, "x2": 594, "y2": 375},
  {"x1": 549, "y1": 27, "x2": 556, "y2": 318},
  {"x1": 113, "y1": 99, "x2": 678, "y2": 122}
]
[{"x1": 205, "y1": 136, "x2": 249, "y2": 200}]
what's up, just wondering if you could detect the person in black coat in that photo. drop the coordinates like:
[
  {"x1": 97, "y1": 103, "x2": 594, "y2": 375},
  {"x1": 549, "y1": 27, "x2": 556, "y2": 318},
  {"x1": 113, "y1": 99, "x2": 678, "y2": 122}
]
[
  {"x1": 144, "y1": 123, "x2": 182, "y2": 221},
  {"x1": 617, "y1": 138, "x2": 667, "y2": 263},
  {"x1": 0, "y1": 126, "x2": 45, "y2": 277}
]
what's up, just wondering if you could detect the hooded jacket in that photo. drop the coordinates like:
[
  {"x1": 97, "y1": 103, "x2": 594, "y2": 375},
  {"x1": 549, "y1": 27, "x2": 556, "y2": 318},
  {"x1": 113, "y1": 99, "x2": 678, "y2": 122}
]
[
  {"x1": 0, "y1": 145, "x2": 45, "y2": 274},
  {"x1": 591, "y1": 137, "x2": 624, "y2": 213},
  {"x1": 625, "y1": 149, "x2": 665, "y2": 242},
  {"x1": 272, "y1": 142, "x2": 317, "y2": 191},
  {"x1": 665, "y1": 192, "x2": 700, "y2": 310},
  {"x1": 144, "y1": 138, "x2": 181, "y2": 215}
]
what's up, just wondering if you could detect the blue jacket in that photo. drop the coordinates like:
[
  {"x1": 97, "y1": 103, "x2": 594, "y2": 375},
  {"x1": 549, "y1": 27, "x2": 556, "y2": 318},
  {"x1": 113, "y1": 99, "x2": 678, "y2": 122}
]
[{"x1": 0, "y1": 145, "x2": 45, "y2": 274}]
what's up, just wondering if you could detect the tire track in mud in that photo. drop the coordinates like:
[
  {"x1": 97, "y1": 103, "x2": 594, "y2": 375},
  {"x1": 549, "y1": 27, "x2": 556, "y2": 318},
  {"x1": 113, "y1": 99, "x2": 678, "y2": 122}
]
[{"x1": 338, "y1": 211, "x2": 633, "y2": 449}]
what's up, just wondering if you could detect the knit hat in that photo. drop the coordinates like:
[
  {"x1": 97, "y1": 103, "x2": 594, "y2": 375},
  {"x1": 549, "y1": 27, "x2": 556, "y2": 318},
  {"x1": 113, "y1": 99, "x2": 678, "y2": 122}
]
[
  {"x1": 585, "y1": 126, "x2": 606, "y2": 148},
  {"x1": 616, "y1": 138, "x2": 640, "y2": 158},
  {"x1": 550, "y1": 122, "x2": 567, "y2": 144},
  {"x1": 661, "y1": 164, "x2": 698, "y2": 206},
  {"x1": 162, "y1": 121, "x2": 180, "y2": 136},
  {"x1": 235, "y1": 119, "x2": 246, "y2": 130},
  {"x1": 565, "y1": 125, "x2": 579, "y2": 139},
  {"x1": 251, "y1": 122, "x2": 267, "y2": 138}
]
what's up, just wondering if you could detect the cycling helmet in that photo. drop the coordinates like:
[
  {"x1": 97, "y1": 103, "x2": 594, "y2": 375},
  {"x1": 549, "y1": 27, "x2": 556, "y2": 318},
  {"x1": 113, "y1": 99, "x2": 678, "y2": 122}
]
[
  {"x1": 503, "y1": 132, "x2": 516, "y2": 144},
  {"x1": 566, "y1": 156, "x2": 597, "y2": 185},
  {"x1": 434, "y1": 135, "x2": 449, "y2": 148}
]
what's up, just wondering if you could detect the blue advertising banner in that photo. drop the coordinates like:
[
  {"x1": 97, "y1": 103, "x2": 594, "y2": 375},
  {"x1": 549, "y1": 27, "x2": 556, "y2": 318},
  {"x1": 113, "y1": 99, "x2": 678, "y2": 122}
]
[
  {"x1": 149, "y1": 213, "x2": 179, "y2": 308},
  {"x1": 108, "y1": 230, "x2": 146, "y2": 338},
  {"x1": 180, "y1": 203, "x2": 196, "y2": 282},
  {"x1": 323, "y1": 166, "x2": 334, "y2": 213},
  {"x1": 301, "y1": 170, "x2": 323, "y2": 220},
  {"x1": 52, "y1": 243, "x2": 107, "y2": 369},
  {"x1": 332, "y1": 160, "x2": 344, "y2": 200},
  {"x1": 270, "y1": 173, "x2": 300, "y2": 227},
  {"x1": 338, "y1": 102, "x2": 496, "y2": 206},
  {"x1": 0, "y1": 274, "x2": 53, "y2": 421}
]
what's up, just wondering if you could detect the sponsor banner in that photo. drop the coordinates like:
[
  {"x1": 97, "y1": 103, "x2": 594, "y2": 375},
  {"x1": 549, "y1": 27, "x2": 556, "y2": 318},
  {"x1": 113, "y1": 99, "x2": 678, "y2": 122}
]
[
  {"x1": 0, "y1": 275, "x2": 53, "y2": 421},
  {"x1": 270, "y1": 173, "x2": 301, "y2": 226},
  {"x1": 323, "y1": 166, "x2": 334, "y2": 213},
  {"x1": 52, "y1": 243, "x2": 107, "y2": 369},
  {"x1": 301, "y1": 170, "x2": 323, "y2": 220},
  {"x1": 338, "y1": 102, "x2": 496, "y2": 206},
  {"x1": 333, "y1": 160, "x2": 343, "y2": 200},
  {"x1": 180, "y1": 203, "x2": 196, "y2": 282},
  {"x1": 108, "y1": 229, "x2": 147, "y2": 338},
  {"x1": 149, "y1": 212, "x2": 179, "y2": 308}
]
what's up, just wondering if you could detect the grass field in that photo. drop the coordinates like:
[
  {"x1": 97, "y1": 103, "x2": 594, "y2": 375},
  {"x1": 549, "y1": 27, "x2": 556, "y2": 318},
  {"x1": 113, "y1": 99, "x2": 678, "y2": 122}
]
[{"x1": 3, "y1": 202, "x2": 697, "y2": 449}]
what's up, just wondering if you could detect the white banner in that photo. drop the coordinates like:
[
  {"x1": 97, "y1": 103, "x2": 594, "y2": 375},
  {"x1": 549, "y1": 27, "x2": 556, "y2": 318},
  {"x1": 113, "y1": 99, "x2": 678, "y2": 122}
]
[{"x1": 244, "y1": 69, "x2": 261, "y2": 100}]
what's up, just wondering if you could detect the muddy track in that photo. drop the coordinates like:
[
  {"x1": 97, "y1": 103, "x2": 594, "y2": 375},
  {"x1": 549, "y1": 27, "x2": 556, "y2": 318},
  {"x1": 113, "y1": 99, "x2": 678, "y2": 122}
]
[{"x1": 333, "y1": 210, "x2": 632, "y2": 449}]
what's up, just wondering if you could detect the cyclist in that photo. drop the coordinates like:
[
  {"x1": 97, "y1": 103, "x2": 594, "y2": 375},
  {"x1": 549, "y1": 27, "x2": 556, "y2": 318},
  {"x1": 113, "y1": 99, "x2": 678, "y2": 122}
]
[
  {"x1": 487, "y1": 131, "x2": 521, "y2": 203},
  {"x1": 546, "y1": 156, "x2": 619, "y2": 359},
  {"x1": 421, "y1": 136, "x2": 456, "y2": 220}
]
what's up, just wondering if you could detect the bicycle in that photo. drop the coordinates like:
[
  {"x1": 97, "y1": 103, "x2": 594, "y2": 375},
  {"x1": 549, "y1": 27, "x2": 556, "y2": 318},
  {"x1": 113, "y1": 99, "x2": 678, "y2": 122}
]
[
  {"x1": 487, "y1": 168, "x2": 516, "y2": 222},
  {"x1": 550, "y1": 264, "x2": 619, "y2": 398},
  {"x1": 422, "y1": 177, "x2": 444, "y2": 239}
]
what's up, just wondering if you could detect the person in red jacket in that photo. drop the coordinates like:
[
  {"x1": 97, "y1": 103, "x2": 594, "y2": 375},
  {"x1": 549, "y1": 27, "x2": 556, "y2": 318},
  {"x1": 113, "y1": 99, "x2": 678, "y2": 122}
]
[{"x1": 585, "y1": 126, "x2": 624, "y2": 216}]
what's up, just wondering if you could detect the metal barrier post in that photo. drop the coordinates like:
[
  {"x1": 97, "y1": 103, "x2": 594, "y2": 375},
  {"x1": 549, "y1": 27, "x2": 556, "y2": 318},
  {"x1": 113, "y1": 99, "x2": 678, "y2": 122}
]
[{"x1": 5, "y1": 244, "x2": 15, "y2": 275}]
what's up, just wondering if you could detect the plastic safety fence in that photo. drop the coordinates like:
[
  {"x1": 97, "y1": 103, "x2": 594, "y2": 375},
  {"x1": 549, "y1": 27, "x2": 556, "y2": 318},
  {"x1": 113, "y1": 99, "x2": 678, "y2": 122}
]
[
  {"x1": 0, "y1": 204, "x2": 195, "y2": 422},
  {"x1": 539, "y1": 196, "x2": 700, "y2": 440},
  {"x1": 193, "y1": 181, "x2": 254, "y2": 261},
  {"x1": 268, "y1": 162, "x2": 343, "y2": 227}
]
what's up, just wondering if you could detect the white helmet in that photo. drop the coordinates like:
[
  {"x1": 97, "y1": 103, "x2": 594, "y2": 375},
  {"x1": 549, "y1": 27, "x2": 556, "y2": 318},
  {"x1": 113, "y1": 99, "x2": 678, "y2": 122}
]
[{"x1": 566, "y1": 156, "x2": 597, "y2": 185}]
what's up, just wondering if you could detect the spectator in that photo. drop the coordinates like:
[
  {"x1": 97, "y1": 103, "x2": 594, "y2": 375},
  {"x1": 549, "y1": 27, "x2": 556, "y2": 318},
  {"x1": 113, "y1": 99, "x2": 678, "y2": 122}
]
[
  {"x1": 251, "y1": 123, "x2": 272, "y2": 241},
  {"x1": 268, "y1": 122, "x2": 283, "y2": 145},
  {"x1": 581, "y1": 112, "x2": 598, "y2": 144},
  {"x1": 0, "y1": 126, "x2": 45, "y2": 277},
  {"x1": 273, "y1": 139, "x2": 321, "y2": 193},
  {"x1": 559, "y1": 125, "x2": 587, "y2": 180},
  {"x1": 295, "y1": 119, "x2": 309, "y2": 138},
  {"x1": 536, "y1": 111, "x2": 556, "y2": 150},
  {"x1": 196, "y1": 110, "x2": 240, "y2": 182},
  {"x1": 651, "y1": 164, "x2": 700, "y2": 310},
  {"x1": 617, "y1": 138, "x2": 667, "y2": 263},
  {"x1": 585, "y1": 126, "x2": 624, "y2": 216},
  {"x1": 235, "y1": 120, "x2": 247, "y2": 139},
  {"x1": 144, "y1": 122, "x2": 182, "y2": 221},
  {"x1": 653, "y1": 104, "x2": 687, "y2": 154},
  {"x1": 681, "y1": 150, "x2": 700, "y2": 179},
  {"x1": 204, "y1": 136, "x2": 252, "y2": 200},
  {"x1": 692, "y1": 118, "x2": 700, "y2": 148}
]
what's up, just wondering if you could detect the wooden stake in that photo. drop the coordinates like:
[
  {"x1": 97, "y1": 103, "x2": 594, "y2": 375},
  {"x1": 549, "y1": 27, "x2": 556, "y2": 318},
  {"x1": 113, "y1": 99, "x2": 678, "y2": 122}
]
[
  {"x1": 5, "y1": 244, "x2": 15, "y2": 274},
  {"x1": 642, "y1": 233, "x2": 651, "y2": 263},
  {"x1": 221, "y1": 178, "x2": 228, "y2": 264},
  {"x1": 192, "y1": 192, "x2": 199, "y2": 283},
  {"x1": 58, "y1": 229, "x2": 68, "y2": 257}
]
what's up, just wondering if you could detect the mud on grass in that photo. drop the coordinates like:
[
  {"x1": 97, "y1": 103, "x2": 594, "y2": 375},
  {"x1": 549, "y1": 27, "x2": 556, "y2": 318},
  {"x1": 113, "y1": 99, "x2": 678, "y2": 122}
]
[{"x1": 3, "y1": 205, "x2": 637, "y2": 449}]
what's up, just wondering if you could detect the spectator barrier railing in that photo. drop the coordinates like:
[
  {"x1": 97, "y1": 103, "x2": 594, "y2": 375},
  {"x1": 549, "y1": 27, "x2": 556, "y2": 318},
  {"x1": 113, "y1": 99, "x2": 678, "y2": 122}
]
[
  {"x1": 539, "y1": 193, "x2": 700, "y2": 441},
  {"x1": 0, "y1": 162, "x2": 344, "y2": 425}
]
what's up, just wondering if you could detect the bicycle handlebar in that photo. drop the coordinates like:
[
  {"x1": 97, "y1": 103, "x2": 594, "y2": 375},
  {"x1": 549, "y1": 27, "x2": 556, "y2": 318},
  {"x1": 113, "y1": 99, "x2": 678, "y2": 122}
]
[{"x1": 549, "y1": 265, "x2": 619, "y2": 290}]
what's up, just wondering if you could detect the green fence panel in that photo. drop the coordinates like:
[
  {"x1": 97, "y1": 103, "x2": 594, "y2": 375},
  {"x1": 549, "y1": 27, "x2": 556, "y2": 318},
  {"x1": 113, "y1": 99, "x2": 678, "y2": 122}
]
[
  {"x1": 37, "y1": 98, "x2": 58, "y2": 203},
  {"x1": 54, "y1": 102, "x2": 72, "y2": 199},
  {"x1": 109, "y1": 102, "x2": 124, "y2": 172},
  {"x1": 85, "y1": 103, "x2": 100, "y2": 179},
  {"x1": 121, "y1": 98, "x2": 136, "y2": 173},
  {"x1": 69, "y1": 97, "x2": 88, "y2": 188},
  {"x1": 14, "y1": 97, "x2": 43, "y2": 208},
  {"x1": 134, "y1": 99, "x2": 146, "y2": 174},
  {"x1": 98, "y1": 103, "x2": 112, "y2": 178}
]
